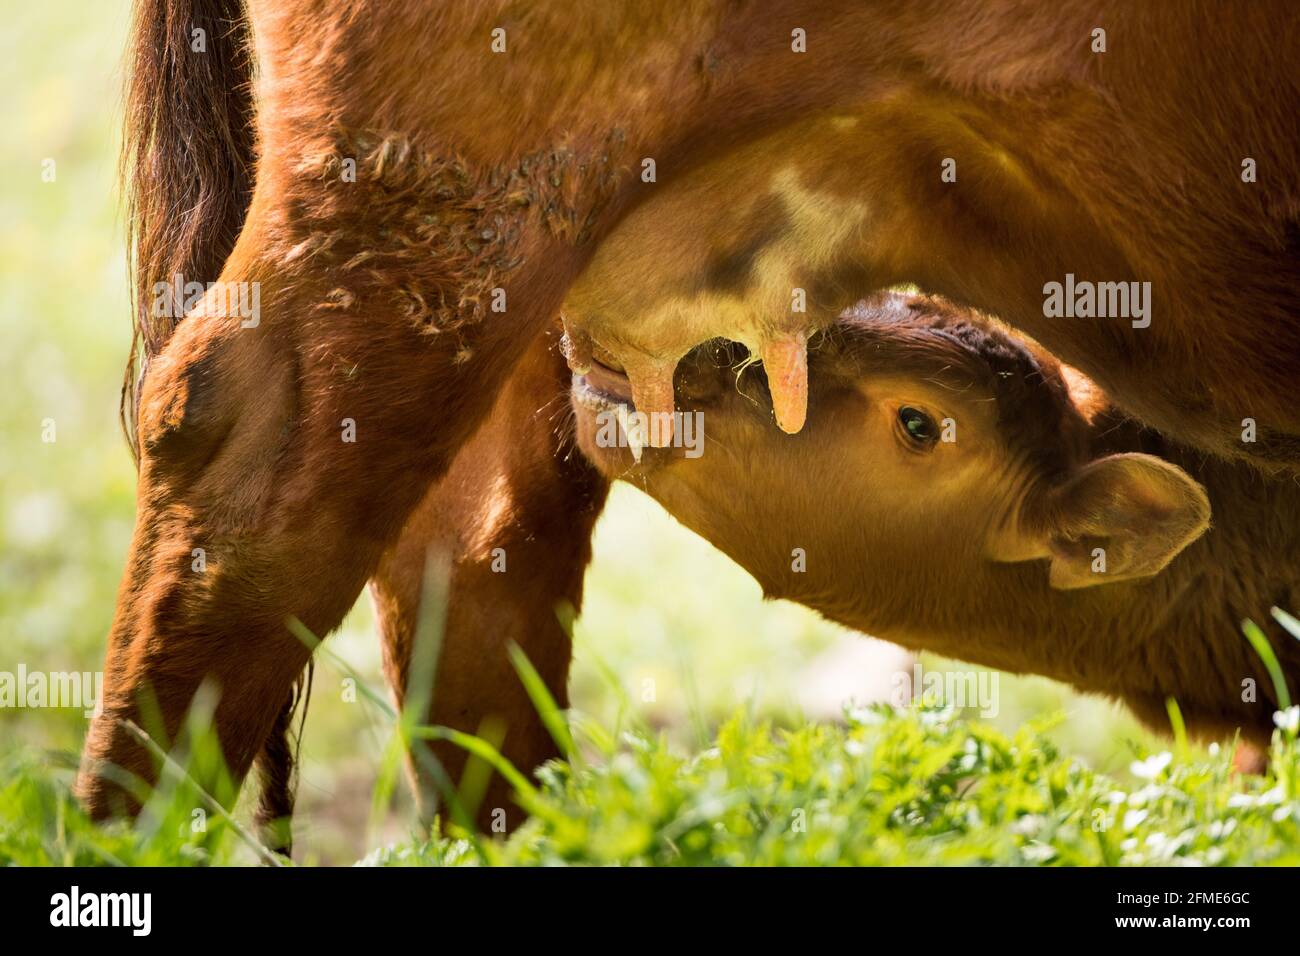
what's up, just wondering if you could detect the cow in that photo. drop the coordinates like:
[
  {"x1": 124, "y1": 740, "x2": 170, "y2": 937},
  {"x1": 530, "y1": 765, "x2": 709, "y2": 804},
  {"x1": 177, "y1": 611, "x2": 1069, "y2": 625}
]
[{"x1": 83, "y1": 0, "x2": 1300, "y2": 843}]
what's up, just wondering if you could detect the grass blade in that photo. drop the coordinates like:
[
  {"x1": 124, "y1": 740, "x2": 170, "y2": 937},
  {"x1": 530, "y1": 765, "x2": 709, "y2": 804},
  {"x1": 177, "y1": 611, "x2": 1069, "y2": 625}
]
[
  {"x1": 507, "y1": 641, "x2": 575, "y2": 761},
  {"x1": 119, "y1": 720, "x2": 286, "y2": 867},
  {"x1": 1242, "y1": 618, "x2": 1292, "y2": 711}
]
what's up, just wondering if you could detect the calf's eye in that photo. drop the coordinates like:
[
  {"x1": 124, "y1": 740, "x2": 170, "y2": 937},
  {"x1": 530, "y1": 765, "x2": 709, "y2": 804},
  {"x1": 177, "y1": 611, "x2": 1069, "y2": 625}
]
[{"x1": 897, "y1": 406, "x2": 937, "y2": 445}]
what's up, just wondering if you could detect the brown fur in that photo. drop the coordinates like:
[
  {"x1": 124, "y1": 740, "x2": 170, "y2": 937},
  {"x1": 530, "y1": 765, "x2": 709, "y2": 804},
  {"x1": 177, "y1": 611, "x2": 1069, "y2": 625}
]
[
  {"x1": 570, "y1": 295, "x2": 1300, "y2": 750},
  {"x1": 564, "y1": 70, "x2": 1300, "y2": 469},
  {"x1": 84, "y1": 0, "x2": 1299, "y2": 829},
  {"x1": 369, "y1": 326, "x2": 607, "y2": 832}
]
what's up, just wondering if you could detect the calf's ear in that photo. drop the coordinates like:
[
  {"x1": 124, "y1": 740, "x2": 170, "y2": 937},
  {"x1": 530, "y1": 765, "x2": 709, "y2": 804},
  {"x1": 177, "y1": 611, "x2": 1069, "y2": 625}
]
[{"x1": 1042, "y1": 453, "x2": 1210, "y2": 590}]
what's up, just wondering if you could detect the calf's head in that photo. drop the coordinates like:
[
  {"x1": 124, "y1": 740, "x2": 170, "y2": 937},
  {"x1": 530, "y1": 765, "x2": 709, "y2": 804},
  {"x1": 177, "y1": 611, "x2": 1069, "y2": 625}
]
[{"x1": 569, "y1": 293, "x2": 1211, "y2": 638}]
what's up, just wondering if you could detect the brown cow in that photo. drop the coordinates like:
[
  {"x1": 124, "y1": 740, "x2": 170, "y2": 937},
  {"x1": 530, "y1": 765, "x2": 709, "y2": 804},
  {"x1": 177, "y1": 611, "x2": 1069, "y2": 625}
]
[
  {"x1": 84, "y1": 0, "x2": 1299, "y2": 838},
  {"x1": 564, "y1": 293, "x2": 1299, "y2": 757}
]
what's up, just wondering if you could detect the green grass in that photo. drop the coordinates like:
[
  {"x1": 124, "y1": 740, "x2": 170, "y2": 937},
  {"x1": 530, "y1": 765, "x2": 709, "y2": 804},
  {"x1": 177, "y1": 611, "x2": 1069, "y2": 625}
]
[
  {"x1": 5, "y1": 697, "x2": 1300, "y2": 867},
  {"x1": 3, "y1": 611, "x2": 1297, "y2": 866},
  {"x1": 429, "y1": 704, "x2": 1300, "y2": 867}
]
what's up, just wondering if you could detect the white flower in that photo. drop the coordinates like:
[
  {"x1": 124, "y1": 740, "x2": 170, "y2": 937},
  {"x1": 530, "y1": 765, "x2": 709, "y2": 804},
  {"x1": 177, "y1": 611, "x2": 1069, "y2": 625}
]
[
  {"x1": 847, "y1": 706, "x2": 885, "y2": 726},
  {"x1": 1011, "y1": 814, "x2": 1045, "y2": 837},
  {"x1": 1273, "y1": 706, "x2": 1300, "y2": 734},
  {"x1": 1227, "y1": 785, "x2": 1285, "y2": 809},
  {"x1": 1123, "y1": 808, "x2": 1149, "y2": 831},
  {"x1": 1130, "y1": 751, "x2": 1173, "y2": 780},
  {"x1": 1021, "y1": 843, "x2": 1056, "y2": 863},
  {"x1": 1208, "y1": 818, "x2": 1237, "y2": 840},
  {"x1": 1129, "y1": 784, "x2": 1170, "y2": 807},
  {"x1": 1144, "y1": 830, "x2": 1192, "y2": 861}
]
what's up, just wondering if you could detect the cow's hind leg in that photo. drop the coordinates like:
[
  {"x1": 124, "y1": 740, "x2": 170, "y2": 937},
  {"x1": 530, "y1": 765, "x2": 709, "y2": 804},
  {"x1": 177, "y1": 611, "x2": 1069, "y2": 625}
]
[{"x1": 370, "y1": 328, "x2": 609, "y2": 834}]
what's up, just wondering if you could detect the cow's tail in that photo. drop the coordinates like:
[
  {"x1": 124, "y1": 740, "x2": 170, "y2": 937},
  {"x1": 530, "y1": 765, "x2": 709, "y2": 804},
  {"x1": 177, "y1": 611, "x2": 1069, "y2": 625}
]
[
  {"x1": 253, "y1": 661, "x2": 314, "y2": 860},
  {"x1": 120, "y1": 0, "x2": 256, "y2": 458}
]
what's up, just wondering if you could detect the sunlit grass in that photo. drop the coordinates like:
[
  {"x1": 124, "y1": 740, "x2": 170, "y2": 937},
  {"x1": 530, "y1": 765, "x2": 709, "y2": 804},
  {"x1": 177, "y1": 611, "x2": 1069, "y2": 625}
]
[{"x1": 6, "y1": 685, "x2": 1300, "y2": 867}]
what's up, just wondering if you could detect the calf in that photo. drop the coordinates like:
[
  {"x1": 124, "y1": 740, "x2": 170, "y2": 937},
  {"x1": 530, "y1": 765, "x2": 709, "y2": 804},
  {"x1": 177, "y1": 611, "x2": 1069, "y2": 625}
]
[{"x1": 568, "y1": 293, "x2": 1299, "y2": 751}]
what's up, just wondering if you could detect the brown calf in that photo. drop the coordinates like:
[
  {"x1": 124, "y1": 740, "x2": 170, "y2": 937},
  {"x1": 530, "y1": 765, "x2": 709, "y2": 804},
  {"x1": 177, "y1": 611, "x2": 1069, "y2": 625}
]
[{"x1": 567, "y1": 294, "x2": 1300, "y2": 752}]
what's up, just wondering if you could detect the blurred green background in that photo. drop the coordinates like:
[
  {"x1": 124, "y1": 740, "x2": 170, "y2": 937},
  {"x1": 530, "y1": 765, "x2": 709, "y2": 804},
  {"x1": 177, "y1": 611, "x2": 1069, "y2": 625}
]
[{"x1": 1, "y1": 0, "x2": 1170, "y2": 864}]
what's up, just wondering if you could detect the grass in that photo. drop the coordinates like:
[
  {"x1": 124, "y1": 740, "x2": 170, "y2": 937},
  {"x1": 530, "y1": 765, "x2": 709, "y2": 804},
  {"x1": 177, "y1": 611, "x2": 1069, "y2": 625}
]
[
  {"x1": 6, "y1": 694, "x2": 1300, "y2": 867},
  {"x1": 3, "y1": 612, "x2": 1298, "y2": 867},
  {"x1": 3, "y1": 0, "x2": 1298, "y2": 867},
  {"x1": 417, "y1": 704, "x2": 1300, "y2": 867}
]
